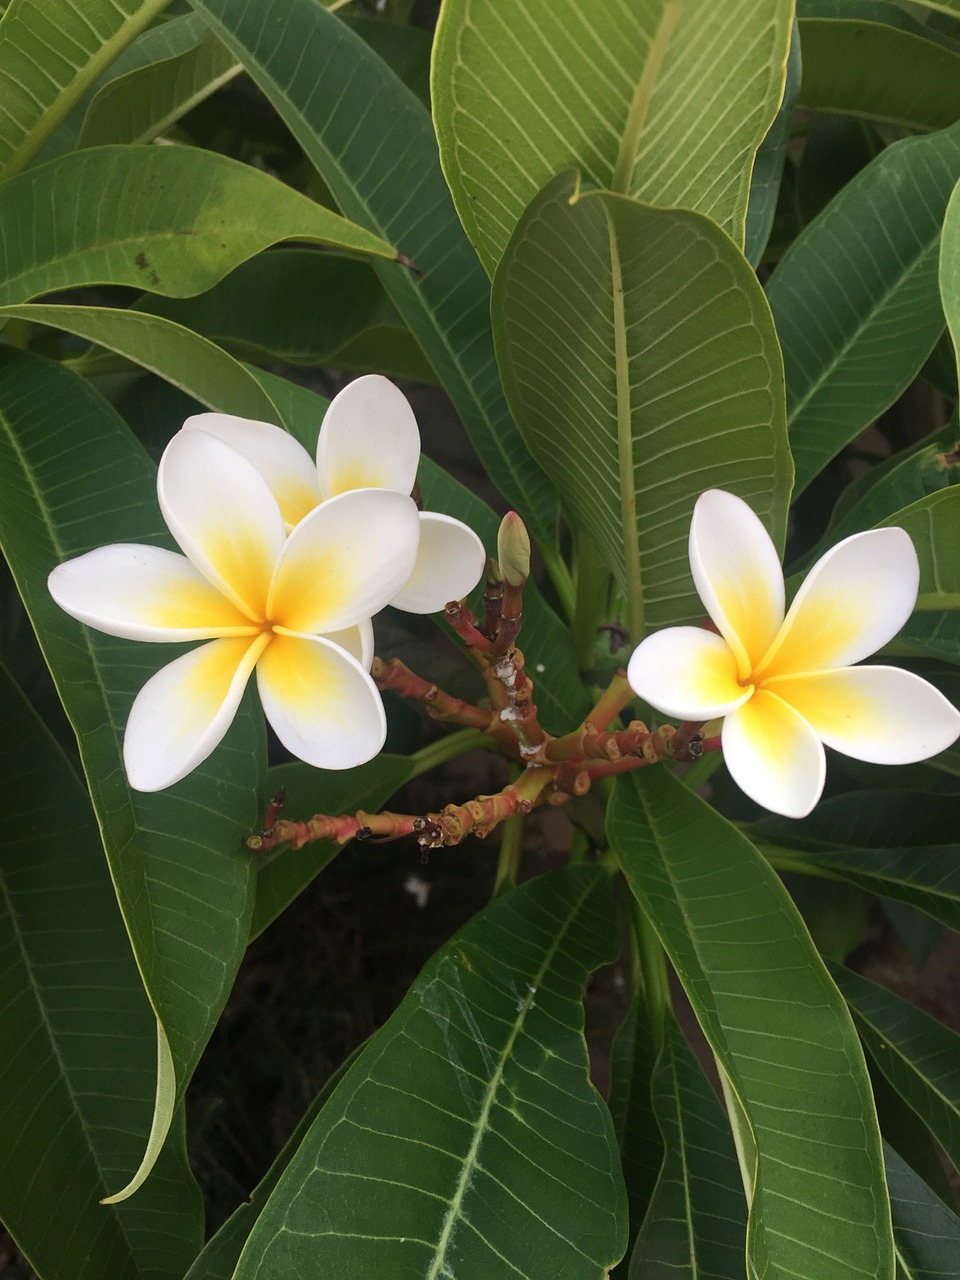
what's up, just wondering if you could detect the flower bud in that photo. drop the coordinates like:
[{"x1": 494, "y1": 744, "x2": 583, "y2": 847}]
[{"x1": 497, "y1": 512, "x2": 530, "y2": 587}]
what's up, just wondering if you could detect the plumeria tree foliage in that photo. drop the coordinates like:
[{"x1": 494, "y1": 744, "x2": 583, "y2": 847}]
[{"x1": 2, "y1": 1, "x2": 960, "y2": 1278}]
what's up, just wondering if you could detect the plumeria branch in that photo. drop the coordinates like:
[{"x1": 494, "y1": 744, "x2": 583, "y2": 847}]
[{"x1": 247, "y1": 514, "x2": 719, "y2": 855}]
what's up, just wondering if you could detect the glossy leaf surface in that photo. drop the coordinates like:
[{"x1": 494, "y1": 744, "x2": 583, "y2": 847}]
[
  {"x1": 0, "y1": 0, "x2": 168, "y2": 178},
  {"x1": 0, "y1": 144, "x2": 396, "y2": 309},
  {"x1": 234, "y1": 866, "x2": 627, "y2": 1278},
  {"x1": 610, "y1": 768, "x2": 894, "y2": 1280},
  {"x1": 493, "y1": 174, "x2": 791, "y2": 637},
  {"x1": 751, "y1": 790, "x2": 960, "y2": 930},
  {"x1": 797, "y1": 18, "x2": 960, "y2": 132},
  {"x1": 0, "y1": 347, "x2": 264, "y2": 1194},
  {"x1": 884, "y1": 1141, "x2": 960, "y2": 1280},
  {"x1": 628, "y1": 1014, "x2": 746, "y2": 1279},
  {"x1": 0, "y1": 663, "x2": 203, "y2": 1279},
  {"x1": 0, "y1": 303, "x2": 283, "y2": 422},
  {"x1": 433, "y1": 0, "x2": 793, "y2": 272},
  {"x1": 767, "y1": 121, "x2": 960, "y2": 496},
  {"x1": 830, "y1": 964, "x2": 960, "y2": 1175}
]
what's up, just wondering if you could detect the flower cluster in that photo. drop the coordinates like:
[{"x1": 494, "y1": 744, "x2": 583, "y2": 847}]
[
  {"x1": 628, "y1": 489, "x2": 960, "y2": 818},
  {"x1": 48, "y1": 376, "x2": 485, "y2": 792}
]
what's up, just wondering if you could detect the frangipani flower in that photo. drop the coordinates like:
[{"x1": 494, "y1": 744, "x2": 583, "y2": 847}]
[
  {"x1": 48, "y1": 428, "x2": 422, "y2": 792},
  {"x1": 179, "y1": 375, "x2": 486, "y2": 614},
  {"x1": 627, "y1": 489, "x2": 960, "y2": 818}
]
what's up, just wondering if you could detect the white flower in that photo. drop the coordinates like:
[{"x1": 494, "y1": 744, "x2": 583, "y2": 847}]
[
  {"x1": 627, "y1": 489, "x2": 960, "y2": 818},
  {"x1": 179, "y1": 375, "x2": 486, "y2": 614},
  {"x1": 48, "y1": 428, "x2": 422, "y2": 792}
]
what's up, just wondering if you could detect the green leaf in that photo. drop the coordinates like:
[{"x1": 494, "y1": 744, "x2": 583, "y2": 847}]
[
  {"x1": 607, "y1": 998, "x2": 663, "y2": 1275},
  {"x1": 0, "y1": 347, "x2": 264, "y2": 1196},
  {"x1": 797, "y1": 18, "x2": 960, "y2": 131},
  {"x1": 182, "y1": 1042, "x2": 365, "y2": 1280},
  {"x1": 0, "y1": 0, "x2": 170, "y2": 179},
  {"x1": 884, "y1": 1141, "x2": 960, "y2": 1280},
  {"x1": 233, "y1": 865, "x2": 628, "y2": 1277},
  {"x1": 877, "y1": 489, "x2": 960, "y2": 609},
  {"x1": 609, "y1": 768, "x2": 894, "y2": 1280},
  {"x1": 894, "y1": 609, "x2": 960, "y2": 664},
  {"x1": 78, "y1": 25, "x2": 240, "y2": 146},
  {"x1": 189, "y1": 0, "x2": 560, "y2": 552},
  {"x1": 0, "y1": 144, "x2": 398, "y2": 310},
  {"x1": 0, "y1": 661, "x2": 204, "y2": 1279},
  {"x1": 131, "y1": 250, "x2": 437, "y2": 383},
  {"x1": 829, "y1": 964, "x2": 960, "y2": 1174},
  {"x1": 749, "y1": 790, "x2": 960, "y2": 931},
  {"x1": 793, "y1": 419, "x2": 960, "y2": 569},
  {"x1": 493, "y1": 173, "x2": 792, "y2": 640},
  {"x1": 745, "y1": 18, "x2": 802, "y2": 268},
  {"x1": 767, "y1": 122, "x2": 960, "y2": 496},
  {"x1": 250, "y1": 755, "x2": 413, "y2": 941},
  {"x1": 939, "y1": 171, "x2": 960, "y2": 378},
  {"x1": 0, "y1": 303, "x2": 284, "y2": 422},
  {"x1": 627, "y1": 1012, "x2": 747, "y2": 1279},
  {"x1": 433, "y1": 0, "x2": 793, "y2": 273}
]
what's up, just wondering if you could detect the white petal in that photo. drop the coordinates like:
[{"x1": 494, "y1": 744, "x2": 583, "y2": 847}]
[
  {"x1": 181, "y1": 413, "x2": 320, "y2": 529},
  {"x1": 722, "y1": 690, "x2": 826, "y2": 819},
  {"x1": 256, "y1": 632, "x2": 386, "y2": 768},
  {"x1": 757, "y1": 528, "x2": 919, "y2": 678},
  {"x1": 316, "y1": 374, "x2": 420, "y2": 499},
  {"x1": 689, "y1": 489, "x2": 785, "y2": 679},
  {"x1": 48, "y1": 544, "x2": 256, "y2": 641},
  {"x1": 390, "y1": 512, "x2": 486, "y2": 613},
  {"x1": 123, "y1": 635, "x2": 268, "y2": 791},
  {"x1": 158, "y1": 429, "x2": 286, "y2": 620},
  {"x1": 268, "y1": 489, "x2": 420, "y2": 635},
  {"x1": 324, "y1": 619, "x2": 375, "y2": 669},
  {"x1": 765, "y1": 665, "x2": 960, "y2": 764},
  {"x1": 626, "y1": 627, "x2": 753, "y2": 721}
]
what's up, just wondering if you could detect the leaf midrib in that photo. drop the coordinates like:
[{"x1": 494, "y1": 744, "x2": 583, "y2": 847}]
[{"x1": 426, "y1": 874, "x2": 601, "y2": 1278}]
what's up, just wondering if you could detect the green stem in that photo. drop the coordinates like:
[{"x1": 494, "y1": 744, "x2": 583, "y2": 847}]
[
  {"x1": 568, "y1": 828, "x2": 590, "y2": 863},
  {"x1": 572, "y1": 534, "x2": 609, "y2": 672},
  {"x1": 407, "y1": 729, "x2": 493, "y2": 780},
  {"x1": 635, "y1": 899, "x2": 669, "y2": 1050},
  {"x1": 540, "y1": 542, "x2": 576, "y2": 624},
  {"x1": 492, "y1": 770, "x2": 525, "y2": 897},
  {"x1": 607, "y1": 213, "x2": 646, "y2": 645}
]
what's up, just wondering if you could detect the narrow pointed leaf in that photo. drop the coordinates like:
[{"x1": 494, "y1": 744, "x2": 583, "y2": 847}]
[
  {"x1": 0, "y1": 0, "x2": 169, "y2": 179},
  {"x1": 884, "y1": 1141, "x2": 960, "y2": 1280},
  {"x1": 609, "y1": 768, "x2": 894, "y2": 1280},
  {"x1": 0, "y1": 145, "x2": 397, "y2": 311},
  {"x1": 797, "y1": 19, "x2": 960, "y2": 132},
  {"x1": 0, "y1": 662, "x2": 203, "y2": 1279},
  {"x1": 767, "y1": 121, "x2": 960, "y2": 495},
  {"x1": 433, "y1": 0, "x2": 793, "y2": 273},
  {"x1": 233, "y1": 865, "x2": 627, "y2": 1278},
  {"x1": 78, "y1": 28, "x2": 240, "y2": 146},
  {"x1": 131, "y1": 251, "x2": 437, "y2": 383},
  {"x1": 493, "y1": 173, "x2": 791, "y2": 638},
  {"x1": 183, "y1": 1046, "x2": 363, "y2": 1280},
  {"x1": 628, "y1": 1014, "x2": 746, "y2": 1279},
  {"x1": 608, "y1": 996, "x2": 663, "y2": 1274},
  {"x1": 0, "y1": 303, "x2": 283, "y2": 422},
  {"x1": 0, "y1": 347, "x2": 264, "y2": 1192},
  {"x1": 750, "y1": 790, "x2": 960, "y2": 931},
  {"x1": 188, "y1": 0, "x2": 560, "y2": 550},
  {"x1": 794, "y1": 419, "x2": 960, "y2": 569},
  {"x1": 829, "y1": 964, "x2": 960, "y2": 1175},
  {"x1": 745, "y1": 18, "x2": 802, "y2": 268}
]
